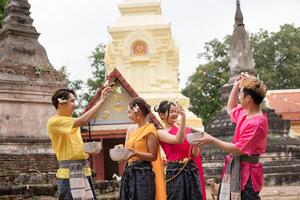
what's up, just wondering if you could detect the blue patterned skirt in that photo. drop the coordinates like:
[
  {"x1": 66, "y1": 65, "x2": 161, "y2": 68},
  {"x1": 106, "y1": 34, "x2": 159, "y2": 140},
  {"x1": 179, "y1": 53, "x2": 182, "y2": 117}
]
[
  {"x1": 166, "y1": 160, "x2": 203, "y2": 200},
  {"x1": 120, "y1": 160, "x2": 155, "y2": 200}
]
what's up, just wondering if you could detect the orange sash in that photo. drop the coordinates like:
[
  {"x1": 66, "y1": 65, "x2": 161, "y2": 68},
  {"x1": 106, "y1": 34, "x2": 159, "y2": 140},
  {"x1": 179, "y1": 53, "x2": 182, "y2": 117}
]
[{"x1": 126, "y1": 124, "x2": 167, "y2": 200}]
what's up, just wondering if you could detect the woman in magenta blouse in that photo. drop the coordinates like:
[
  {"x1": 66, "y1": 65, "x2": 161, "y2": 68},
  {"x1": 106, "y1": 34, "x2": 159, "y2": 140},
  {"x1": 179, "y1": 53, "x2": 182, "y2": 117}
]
[
  {"x1": 155, "y1": 101, "x2": 206, "y2": 200},
  {"x1": 194, "y1": 73, "x2": 268, "y2": 200}
]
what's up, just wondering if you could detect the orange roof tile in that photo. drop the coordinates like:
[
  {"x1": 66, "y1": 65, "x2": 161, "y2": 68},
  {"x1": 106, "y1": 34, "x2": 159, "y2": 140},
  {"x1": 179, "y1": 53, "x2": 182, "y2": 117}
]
[{"x1": 266, "y1": 89, "x2": 300, "y2": 121}]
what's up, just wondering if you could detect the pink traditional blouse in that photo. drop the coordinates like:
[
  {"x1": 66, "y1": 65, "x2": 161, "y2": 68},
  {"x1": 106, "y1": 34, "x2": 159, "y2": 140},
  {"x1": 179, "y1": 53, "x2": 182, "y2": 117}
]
[
  {"x1": 223, "y1": 105, "x2": 269, "y2": 192},
  {"x1": 160, "y1": 126, "x2": 207, "y2": 200}
]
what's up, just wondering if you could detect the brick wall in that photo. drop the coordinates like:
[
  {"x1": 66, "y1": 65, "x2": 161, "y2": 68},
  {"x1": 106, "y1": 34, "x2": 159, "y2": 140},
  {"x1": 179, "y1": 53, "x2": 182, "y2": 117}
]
[{"x1": 0, "y1": 153, "x2": 58, "y2": 185}]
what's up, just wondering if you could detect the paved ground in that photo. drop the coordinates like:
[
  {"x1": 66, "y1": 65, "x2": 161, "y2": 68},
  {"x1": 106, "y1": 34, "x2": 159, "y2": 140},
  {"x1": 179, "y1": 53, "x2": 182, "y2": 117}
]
[
  {"x1": 1, "y1": 185, "x2": 300, "y2": 199},
  {"x1": 205, "y1": 185, "x2": 300, "y2": 200}
]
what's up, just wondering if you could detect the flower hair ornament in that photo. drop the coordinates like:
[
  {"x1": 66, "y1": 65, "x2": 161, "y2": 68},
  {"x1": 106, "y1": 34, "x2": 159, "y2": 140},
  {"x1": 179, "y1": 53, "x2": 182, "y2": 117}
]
[
  {"x1": 133, "y1": 104, "x2": 140, "y2": 113},
  {"x1": 154, "y1": 105, "x2": 159, "y2": 112},
  {"x1": 57, "y1": 97, "x2": 67, "y2": 104}
]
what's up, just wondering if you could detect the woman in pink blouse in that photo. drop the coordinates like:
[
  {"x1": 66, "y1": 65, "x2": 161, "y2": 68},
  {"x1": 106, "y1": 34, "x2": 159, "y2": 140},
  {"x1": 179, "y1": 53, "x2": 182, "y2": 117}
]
[
  {"x1": 155, "y1": 101, "x2": 206, "y2": 200},
  {"x1": 194, "y1": 73, "x2": 268, "y2": 200}
]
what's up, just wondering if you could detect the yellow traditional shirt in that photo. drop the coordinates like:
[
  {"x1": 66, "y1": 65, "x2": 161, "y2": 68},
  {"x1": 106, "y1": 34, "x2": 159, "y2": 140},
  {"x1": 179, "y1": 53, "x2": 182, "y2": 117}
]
[{"x1": 47, "y1": 115, "x2": 91, "y2": 178}]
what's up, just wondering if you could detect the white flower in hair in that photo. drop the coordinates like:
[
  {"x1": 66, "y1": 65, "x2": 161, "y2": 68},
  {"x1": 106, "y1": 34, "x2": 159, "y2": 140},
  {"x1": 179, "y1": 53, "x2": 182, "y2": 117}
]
[
  {"x1": 57, "y1": 98, "x2": 67, "y2": 104},
  {"x1": 133, "y1": 104, "x2": 140, "y2": 113}
]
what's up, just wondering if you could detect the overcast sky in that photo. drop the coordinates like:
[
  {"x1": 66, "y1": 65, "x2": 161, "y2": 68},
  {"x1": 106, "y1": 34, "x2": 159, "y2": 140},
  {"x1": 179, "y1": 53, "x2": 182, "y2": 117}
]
[{"x1": 28, "y1": 0, "x2": 300, "y2": 88}]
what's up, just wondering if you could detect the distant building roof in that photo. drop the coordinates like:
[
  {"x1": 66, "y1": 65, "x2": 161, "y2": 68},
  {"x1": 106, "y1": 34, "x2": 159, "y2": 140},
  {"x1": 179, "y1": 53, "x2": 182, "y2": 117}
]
[{"x1": 265, "y1": 89, "x2": 300, "y2": 121}]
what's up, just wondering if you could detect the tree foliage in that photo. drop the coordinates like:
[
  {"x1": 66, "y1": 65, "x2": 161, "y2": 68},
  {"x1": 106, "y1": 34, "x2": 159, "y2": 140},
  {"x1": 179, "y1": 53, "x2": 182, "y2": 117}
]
[
  {"x1": 251, "y1": 24, "x2": 300, "y2": 89},
  {"x1": 63, "y1": 44, "x2": 106, "y2": 116},
  {"x1": 80, "y1": 43, "x2": 106, "y2": 104},
  {"x1": 0, "y1": 0, "x2": 8, "y2": 28},
  {"x1": 182, "y1": 37, "x2": 231, "y2": 123},
  {"x1": 183, "y1": 24, "x2": 300, "y2": 124}
]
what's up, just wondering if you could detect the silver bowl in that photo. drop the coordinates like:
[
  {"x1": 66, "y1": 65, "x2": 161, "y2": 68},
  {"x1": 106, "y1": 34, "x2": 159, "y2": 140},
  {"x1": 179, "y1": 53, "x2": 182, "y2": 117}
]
[
  {"x1": 186, "y1": 132, "x2": 204, "y2": 144},
  {"x1": 109, "y1": 148, "x2": 130, "y2": 161},
  {"x1": 84, "y1": 141, "x2": 102, "y2": 154}
]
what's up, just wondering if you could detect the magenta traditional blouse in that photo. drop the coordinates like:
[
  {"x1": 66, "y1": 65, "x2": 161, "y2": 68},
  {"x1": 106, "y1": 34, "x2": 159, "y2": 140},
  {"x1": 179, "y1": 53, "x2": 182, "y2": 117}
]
[
  {"x1": 223, "y1": 105, "x2": 269, "y2": 192},
  {"x1": 160, "y1": 126, "x2": 207, "y2": 200}
]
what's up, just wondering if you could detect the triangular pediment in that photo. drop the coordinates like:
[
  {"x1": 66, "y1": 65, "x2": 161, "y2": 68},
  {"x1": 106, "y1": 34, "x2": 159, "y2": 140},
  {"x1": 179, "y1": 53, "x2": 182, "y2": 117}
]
[{"x1": 83, "y1": 68, "x2": 162, "y2": 129}]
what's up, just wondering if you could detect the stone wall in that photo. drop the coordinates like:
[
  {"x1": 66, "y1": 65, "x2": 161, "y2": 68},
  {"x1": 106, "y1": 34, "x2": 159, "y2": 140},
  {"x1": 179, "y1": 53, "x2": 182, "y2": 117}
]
[
  {"x1": 0, "y1": 139, "x2": 120, "y2": 198},
  {"x1": 0, "y1": 139, "x2": 57, "y2": 186}
]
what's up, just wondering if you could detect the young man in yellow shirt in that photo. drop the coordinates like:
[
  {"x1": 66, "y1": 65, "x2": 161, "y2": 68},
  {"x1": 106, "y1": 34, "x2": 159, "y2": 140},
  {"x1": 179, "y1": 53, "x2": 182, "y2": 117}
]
[{"x1": 47, "y1": 87, "x2": 110, "y2": 199}]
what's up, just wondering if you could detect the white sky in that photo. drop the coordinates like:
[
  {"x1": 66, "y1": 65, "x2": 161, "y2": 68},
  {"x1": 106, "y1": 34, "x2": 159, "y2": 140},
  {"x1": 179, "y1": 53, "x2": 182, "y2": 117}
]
[{"x1": 28, "y1": 0, "x2": 300, "y2": 88}]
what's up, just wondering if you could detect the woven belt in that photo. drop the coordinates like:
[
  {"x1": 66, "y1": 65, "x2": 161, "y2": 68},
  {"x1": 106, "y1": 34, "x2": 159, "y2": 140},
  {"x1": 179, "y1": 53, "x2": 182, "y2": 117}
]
[
  {"x1": 167, "y1": 157, "x2": 191, "y2": 164},
  {"x1": 240, "y1": 155, "x2": 259, "y2": 163},
  {"x1": 166, "y1": 158, "x2": 191, "y2": 183},
  {"x1": 127, "y1": 159, "x2": 149, "y2": 166},
  {"x1": 58, "y1": 160, "x2": 89, "y2": 169}
]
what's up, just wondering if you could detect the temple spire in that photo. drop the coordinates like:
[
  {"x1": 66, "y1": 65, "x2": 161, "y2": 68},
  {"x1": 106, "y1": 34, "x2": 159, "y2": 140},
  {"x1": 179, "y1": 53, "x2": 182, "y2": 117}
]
[
  {"x1": 229, "y1": 0, "x2": 255, "y2": 81},
  {"x1": 0, "y1": 0, "x2": 54, "y2": 69},
  {"x1": 234, "y1": 0, "x2": 244, "y2": 26},
  {"x1": 220, "y1": 0, "x2": 256, "y2": 103}
]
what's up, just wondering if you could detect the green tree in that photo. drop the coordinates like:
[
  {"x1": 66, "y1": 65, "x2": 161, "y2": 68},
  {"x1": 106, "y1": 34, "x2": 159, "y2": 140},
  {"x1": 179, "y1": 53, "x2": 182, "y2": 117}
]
[
  {"x1": 0, "y1": 0, "x2": 8, "y2": 28},
  {"x1": 67, "y1": 44, "x2": 106, "y2": 116},
  {"x1": 251, "y1": 24, "x2": 300, "y2": 89},
  {"x1": 84, "y1": 43, "x2": 106, "y2": 101},
  {"x1": 183, "y1": 24, "x2": 300, "y2": 124},
  {"x1": 182, "y1": 37, "x2": 231, "y2": 123}
]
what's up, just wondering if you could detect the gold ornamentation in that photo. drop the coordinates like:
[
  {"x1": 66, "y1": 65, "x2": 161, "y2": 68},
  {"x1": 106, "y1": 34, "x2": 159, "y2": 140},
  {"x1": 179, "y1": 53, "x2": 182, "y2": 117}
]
[
  {"x1": 132, "y1": 41, "x2": 147, "y2": 56},
  {"x1": 101, "y1": 110, "x2": 110, "y2": 120},
  {"x1": 113, "y1": 95, "x2": 124, "y2": 112}
]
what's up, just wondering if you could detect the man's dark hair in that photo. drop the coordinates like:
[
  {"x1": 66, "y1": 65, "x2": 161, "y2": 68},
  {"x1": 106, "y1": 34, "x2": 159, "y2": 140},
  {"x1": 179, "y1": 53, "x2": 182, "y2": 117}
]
[
  {"x1": 242, "y1": 88, "x2": 265, "y2": 105},
  {"x1": 51, "y1": 88, "x2": 76, "y2": 109}
]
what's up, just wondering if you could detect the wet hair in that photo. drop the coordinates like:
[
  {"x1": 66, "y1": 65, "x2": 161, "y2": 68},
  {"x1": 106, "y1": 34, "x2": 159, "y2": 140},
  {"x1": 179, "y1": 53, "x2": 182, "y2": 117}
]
[
  {"x1": 51, "y1": 88, "x2": 76, "y2": 109},
  {"x1": 154, "y1": 100, "x2": 176, "y2": 120},
  {"x1": 128, "y1": 97, "x2": 151, "y2": 116},
  {"x1": 240, "y1": 74, "x2": 267, "y2": 105}
]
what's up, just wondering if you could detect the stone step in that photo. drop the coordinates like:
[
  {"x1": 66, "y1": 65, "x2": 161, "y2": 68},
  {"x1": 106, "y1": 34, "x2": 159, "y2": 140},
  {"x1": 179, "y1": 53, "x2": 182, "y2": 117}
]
[
  {"x1": 0, "y1": 184, "x2": 56, "y2": 196},
  {"x1": 0, "y1": 166, "x2": 57, "y2": 173},
  {"x1": 203, "y1": 162, "x2": 300, "y2": 186},
  {"x1": 0, "y1": 181, "x2": 120, "y2": 199},
  {"x1": 0, "y1": 195, "x2": 119, "y2": 200},
  {"x1": 265, "y1": 159, "x2": 300, "y2": 164},
  {"x1": 265, "y1": 172, "x2": 300, "y2": 186},
  {"x1": 204, "y1": 167, "x2": 300, "y2": 179}
]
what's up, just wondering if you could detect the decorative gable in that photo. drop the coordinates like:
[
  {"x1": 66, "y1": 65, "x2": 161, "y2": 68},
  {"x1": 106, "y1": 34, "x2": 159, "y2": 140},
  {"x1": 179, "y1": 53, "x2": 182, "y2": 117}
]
[{"x1": 83, "y1": 68, "x2": 162, "y2": 130}]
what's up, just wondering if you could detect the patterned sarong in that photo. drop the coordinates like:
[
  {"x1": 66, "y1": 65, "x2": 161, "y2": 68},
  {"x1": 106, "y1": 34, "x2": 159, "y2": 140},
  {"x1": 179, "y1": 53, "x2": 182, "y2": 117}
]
[
  {"x1": 166, "y1": 160, "x2": 203, "y2": 200},
  {"x1": 58, "y1": 160, "x2": 95, "y2": 200},
  {"x1": 218, "y1": 154, "x2": 259, "y2": 200},
  {"x1": 120, "y1": 160, "x2": 155, "y2": 200},
  {"x1": 57, "y1": 176, "x2": 96, "y2": 200}
]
